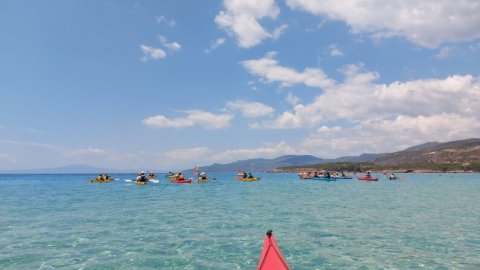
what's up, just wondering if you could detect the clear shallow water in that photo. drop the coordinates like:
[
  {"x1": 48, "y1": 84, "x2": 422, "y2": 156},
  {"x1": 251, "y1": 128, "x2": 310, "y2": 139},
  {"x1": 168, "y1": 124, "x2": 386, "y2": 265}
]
[{"x1": 0, "y1": 173, "x2": 479, "y2": 269}]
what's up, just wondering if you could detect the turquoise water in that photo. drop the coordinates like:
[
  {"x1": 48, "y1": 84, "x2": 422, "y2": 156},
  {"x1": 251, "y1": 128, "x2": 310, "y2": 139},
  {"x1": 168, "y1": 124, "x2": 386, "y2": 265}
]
[{"x1": 0, "y1": 173, "x2": 479, "y2": 269}]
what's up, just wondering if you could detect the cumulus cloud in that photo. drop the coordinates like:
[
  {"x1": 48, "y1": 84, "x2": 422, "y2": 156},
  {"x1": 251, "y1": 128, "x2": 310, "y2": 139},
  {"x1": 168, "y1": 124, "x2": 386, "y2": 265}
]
[
  {"x1": 140, "y1": 45, "x2": 166, "y2": 62},
  {"x1": 226, "y1": 100, "x2": 275, "y2": 117},
  {"x1": 143, "y1": 110, "x2": 234, "y2": 129},
  {"x1": 215, "y1": 0, "x2": 284, "y2": 48},
  {"x1": 244, "y1": 55, "x2": 480, "y2": 130},
  {"x1": 242, "y1": 51, "x2": 336, "y2": 89},
  {"x1": 286, "y1": 0, "x2": 480, "y2": 48}
]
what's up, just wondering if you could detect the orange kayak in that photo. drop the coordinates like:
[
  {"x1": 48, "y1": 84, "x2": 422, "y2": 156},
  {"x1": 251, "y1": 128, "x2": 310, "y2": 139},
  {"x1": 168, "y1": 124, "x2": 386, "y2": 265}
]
[{"x1": 257, "y1": 230, "x2": 290, "y2": 270}]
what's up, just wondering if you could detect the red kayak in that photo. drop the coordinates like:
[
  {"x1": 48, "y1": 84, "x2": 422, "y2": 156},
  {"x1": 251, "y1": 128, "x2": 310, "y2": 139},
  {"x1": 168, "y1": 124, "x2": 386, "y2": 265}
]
[
  {"x1": 358, "y1": 176, "x2": 378, "y2": 181},
  {"x1": 257, "y1": 230, "x2": 290, "y2": 270},
  {"x1": 170, "y1": 178, "x2": 192, "y2": 184}
]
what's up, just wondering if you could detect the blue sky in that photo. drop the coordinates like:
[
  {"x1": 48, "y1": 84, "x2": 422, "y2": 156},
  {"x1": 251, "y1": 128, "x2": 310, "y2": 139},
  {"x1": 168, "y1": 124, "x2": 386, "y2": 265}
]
[{"x1": 1, "y1": 0, "x2": 480, "y2": 171}]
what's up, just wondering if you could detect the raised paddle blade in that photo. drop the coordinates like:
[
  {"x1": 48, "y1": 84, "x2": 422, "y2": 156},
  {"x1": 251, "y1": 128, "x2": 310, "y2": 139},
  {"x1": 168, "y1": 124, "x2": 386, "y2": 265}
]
[{"x1": 257, "y1": 230, "x2": 290, "y2": 270}]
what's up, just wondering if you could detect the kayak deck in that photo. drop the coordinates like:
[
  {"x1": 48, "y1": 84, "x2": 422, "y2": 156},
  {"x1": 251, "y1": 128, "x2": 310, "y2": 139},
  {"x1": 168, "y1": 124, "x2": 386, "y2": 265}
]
[{"x1": 257, "y1": 230, "x2": 289, "y2": 270}]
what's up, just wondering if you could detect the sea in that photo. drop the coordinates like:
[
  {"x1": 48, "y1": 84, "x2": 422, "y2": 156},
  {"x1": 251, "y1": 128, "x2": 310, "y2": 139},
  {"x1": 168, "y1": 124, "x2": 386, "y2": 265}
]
[{"x1": 0, "y1": 173, "x2": 479, "y2": 269}]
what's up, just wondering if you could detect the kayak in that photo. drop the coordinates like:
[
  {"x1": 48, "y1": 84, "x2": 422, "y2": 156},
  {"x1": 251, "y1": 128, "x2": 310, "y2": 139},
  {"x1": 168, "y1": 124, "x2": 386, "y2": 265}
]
[
  {"x1": 389, "y1": 176, "x2": 398, "y2": 180},
  {"x1": 90, "y1": 179, "x2": 112, "y2": 183},
  {"x1": 332, "y1": 176, "x2": 353, "y2": 180},
  {"x1": 171, "y1": 178, "x2": 192, "y2": 184},
  {"x1": 310, "y1": 177, "x2": 336, "y2": 181},
  {"x1": 358, "y1": 177, "x2": 378, "y2": 181},
  {"x1": 257, "y1": 230, "x2": 289, "y2": 270},
  {"x1": 165, "y1": 173, "x2": 180, "y2": 178},
  {"x1": 135, "y1": 180, "x2": 148, "y2": 185},
  {"x1": 238, "y1": 177, "x2": 260, "y2": 181}
]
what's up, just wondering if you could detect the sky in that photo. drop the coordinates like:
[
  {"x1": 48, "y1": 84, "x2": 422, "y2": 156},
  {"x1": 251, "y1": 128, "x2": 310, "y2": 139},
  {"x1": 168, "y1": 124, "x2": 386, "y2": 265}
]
[{"x1": 1, "y1": 0, "x2": 480, "y2": 171}]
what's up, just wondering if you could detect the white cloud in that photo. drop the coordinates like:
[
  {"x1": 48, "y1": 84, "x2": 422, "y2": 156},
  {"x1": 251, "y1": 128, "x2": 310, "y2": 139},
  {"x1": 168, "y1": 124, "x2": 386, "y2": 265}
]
[
  {"x1": 215, "y1": 0, "x2": 283, "y2": 48},
  {"x1": 69, "y1": 147, "x2": 108, "y2": 157},
  {"x1": 155, "y1": 15, "x2": 176, "y2": 27},
  {"x1": 286, "y1": 0, "x2": 480, "y2": 48},
  {"x1": 245, "y1": 56, "x2": 480, "y2": 130},
  {"x1": 143, "y1": 110, "x2": 234, "y2": 129},
  {"x1": 242, "y1": 51, "x2": 336, "y2": 89},
  {"x1": 226, "y1": 100, "x2": 275, "y2": 117},
  {"x1": 163, "y1": 147, "x2": 211, "y2": 160},
  {"x1": 317, "y1": 126, "x2": 342, "y2": 133},
  {"x1": 140, "y1": 45, "x2": 166, "y2": 62},
  {"x1": 210, "y1": 141, "x2": 300, "y2": 163},
  {"x1": 329, "y1": 44, "x2": 344, "y2": 57},
  {"x1": 286, "y1": 93, "x2": 300, "y2": 106},
  {"x1": 205, "y1": 38, "x2": 226, "y2": 53},
  {"x1": 158, "y1": 35, "x2": 182, "y2": 52}
]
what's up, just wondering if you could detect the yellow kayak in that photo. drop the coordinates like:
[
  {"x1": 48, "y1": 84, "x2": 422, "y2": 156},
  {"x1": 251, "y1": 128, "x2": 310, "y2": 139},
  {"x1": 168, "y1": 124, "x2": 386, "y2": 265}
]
[
  {"x1": 90, "y1": 178, "x2": 112, "y2": 183},
  {"x1": 238, "y1": 177, "x2": 260, "y2": 181},
  {"x1": 135, "y1": 180, "x2": 147, "y2": 185}
]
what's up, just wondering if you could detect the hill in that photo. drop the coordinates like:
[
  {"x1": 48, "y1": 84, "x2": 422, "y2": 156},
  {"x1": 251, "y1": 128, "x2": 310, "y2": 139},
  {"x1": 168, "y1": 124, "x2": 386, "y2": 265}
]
[
  {"x1": 373, "y1": 138, "x2": 480, "y2": 171},
  {"x1": 275, "y1": 138, "x2": 480, "y2": 173}
]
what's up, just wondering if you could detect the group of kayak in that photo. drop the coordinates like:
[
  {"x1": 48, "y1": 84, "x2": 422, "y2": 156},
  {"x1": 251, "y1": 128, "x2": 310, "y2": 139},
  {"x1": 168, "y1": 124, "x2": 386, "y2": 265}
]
[
  {"x1": 299, "y1": 170, "x2": 400, "y2": 182},
  {"x1": 298, "y1": 170, "x2": 352, "y2": 181}
]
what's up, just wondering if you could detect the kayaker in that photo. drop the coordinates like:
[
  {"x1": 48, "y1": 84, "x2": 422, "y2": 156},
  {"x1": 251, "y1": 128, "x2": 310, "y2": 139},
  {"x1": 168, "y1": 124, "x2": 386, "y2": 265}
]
[
  {"x1": 243, "y1": 172, "x2": 248, "y2": 178},
  {"x1": 178, "y1": 173, "x2": 185, "y2": 180},
  {"x1": 325, "y1": 171, "x2": 331, "y2": 178},
  {"x1": 366, "y1": 172, "x2": 371, "y2": 178},
  {"x1": 96, "y1": 174, "x2": 103, "y2": 181},
  {"x1": 136, "y1": 171, "x2": 148, "y2": 182},
  {"x1": 199, "y1": 171, "x2": 207, "y2": 180},
  {"x1": 248, "y1": 172, "x2": 254, "y2": 178}
]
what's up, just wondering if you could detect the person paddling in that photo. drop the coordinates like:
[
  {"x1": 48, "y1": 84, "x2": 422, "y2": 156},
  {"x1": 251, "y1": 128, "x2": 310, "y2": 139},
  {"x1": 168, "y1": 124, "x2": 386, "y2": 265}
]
[{"x1": 136, "y1": 171, "x2": 148, "y2": 182}]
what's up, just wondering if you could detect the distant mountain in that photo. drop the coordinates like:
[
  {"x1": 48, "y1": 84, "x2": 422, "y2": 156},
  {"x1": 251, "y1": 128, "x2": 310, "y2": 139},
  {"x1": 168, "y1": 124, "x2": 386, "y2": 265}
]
[
  {"x1": 190, "y1": 153, "x2": 384, "y2": 172},
  {"x1": 0, "y1": 164, "x2": 122, "y2": 174},
  {"x1": 332, "y1": 153, "x2": 387, "y2": 163},
  {"x1": 190, "y1": 155, "x2": 324, "y2": 172}
]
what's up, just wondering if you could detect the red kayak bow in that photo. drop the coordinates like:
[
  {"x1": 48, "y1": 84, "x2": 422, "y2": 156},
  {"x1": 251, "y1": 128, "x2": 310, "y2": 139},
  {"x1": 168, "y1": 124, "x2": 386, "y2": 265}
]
[{"x1": 257, "y1": 230, "x2": 290, "y2": 270}]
